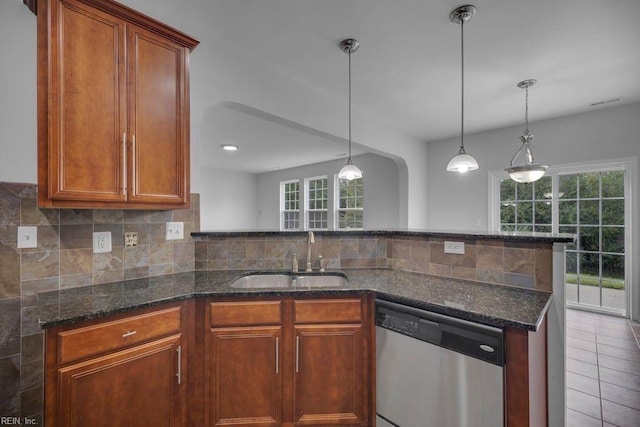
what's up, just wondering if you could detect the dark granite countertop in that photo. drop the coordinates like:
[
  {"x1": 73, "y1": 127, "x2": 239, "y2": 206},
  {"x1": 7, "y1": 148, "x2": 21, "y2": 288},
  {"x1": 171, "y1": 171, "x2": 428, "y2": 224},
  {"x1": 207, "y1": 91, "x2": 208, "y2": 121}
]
[
  {"x1": 36, "y1": 268, "x2": 552, "y2": 331},
  {"x1": 192, "y1": 229, "x2": 575, "y2": 244}
]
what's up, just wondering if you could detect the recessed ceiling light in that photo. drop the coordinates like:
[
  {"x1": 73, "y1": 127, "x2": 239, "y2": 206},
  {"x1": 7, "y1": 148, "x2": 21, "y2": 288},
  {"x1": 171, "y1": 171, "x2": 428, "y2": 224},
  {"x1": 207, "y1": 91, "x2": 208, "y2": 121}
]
[{"x1": 221, "y1": 144, "x2": 238, "y2": 151}]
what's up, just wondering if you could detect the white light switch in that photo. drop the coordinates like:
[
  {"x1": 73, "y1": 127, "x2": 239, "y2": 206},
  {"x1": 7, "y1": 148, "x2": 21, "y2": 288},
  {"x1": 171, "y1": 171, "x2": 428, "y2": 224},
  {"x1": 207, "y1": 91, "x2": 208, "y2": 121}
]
[
  {"x1": 444, "y1": 241, "x2": 465, "y2": 255},
  {"x1": 166, "y1": 222, "x2": 184, "y2": 240},
  {"x1": 17, "y1": 226, "x2": 38, "y2": 249},
  {"x1": 93, "y1": 231, "x2": 112, "y2": 253}
]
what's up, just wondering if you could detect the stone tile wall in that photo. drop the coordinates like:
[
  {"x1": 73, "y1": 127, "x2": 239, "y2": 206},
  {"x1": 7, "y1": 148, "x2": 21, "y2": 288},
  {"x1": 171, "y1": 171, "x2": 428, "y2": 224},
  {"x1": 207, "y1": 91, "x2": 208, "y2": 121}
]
[
  {"x1": 0, "y1": 182, "x2": 199, "y2": 422},
  {"x1": 195, "y1": 234, "x2": 553, "y2": 292}
]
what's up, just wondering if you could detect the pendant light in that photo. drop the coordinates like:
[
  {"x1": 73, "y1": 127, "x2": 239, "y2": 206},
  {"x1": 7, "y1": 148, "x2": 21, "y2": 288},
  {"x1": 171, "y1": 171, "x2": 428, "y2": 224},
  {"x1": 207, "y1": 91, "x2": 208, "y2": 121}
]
[
  {"x1": 447, "y1": 5, "x2": 479, "y2": 174},
  {"x1": 505, "y1": 79, "x2": 550, "y2": 183},
  {"x1": 338, "y1": 38, "x2": 363, "y2": 181}
]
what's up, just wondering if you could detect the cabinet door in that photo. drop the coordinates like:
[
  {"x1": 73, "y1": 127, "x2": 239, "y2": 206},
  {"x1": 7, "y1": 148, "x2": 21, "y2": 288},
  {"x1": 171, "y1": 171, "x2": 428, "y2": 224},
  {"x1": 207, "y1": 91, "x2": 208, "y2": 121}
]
[
  {"x1": 293, "y1": 324, "x2": 364, "y2": 426},
  {"x1": 57, "y1": 335, "x2": 184, "y2": 427},
  {"x1": 46, "y1": 0, "x2": 127, "y2": 202},
  {"x1": 208, "y1": 326, "x2": 282, "y2": 426},
  {"x1": 127, "y1": 24, "x2": 189, "y2": 205}
]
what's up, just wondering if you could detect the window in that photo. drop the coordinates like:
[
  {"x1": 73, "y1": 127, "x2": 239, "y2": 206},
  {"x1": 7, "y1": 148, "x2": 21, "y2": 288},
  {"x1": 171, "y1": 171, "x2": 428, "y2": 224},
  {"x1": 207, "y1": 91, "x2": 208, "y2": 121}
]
[
  {"x1": 306, "y1": 177, "x2": 328, "y2": 230},
  {"x1": 490, "y1": 159, "x2": 633, "y2": 315},
  {"x1": 336, "y1": 177, "x2": 363, "y2": 229},
  {"x1": 499, "y1": 176, "x2": 552, "y2": 233},
  {"x1": 559, "y1": 171, "x2": 625, "y2": 311},
  {"x1": 280, "y1": 180, "x2": 300, "y2": 230}
]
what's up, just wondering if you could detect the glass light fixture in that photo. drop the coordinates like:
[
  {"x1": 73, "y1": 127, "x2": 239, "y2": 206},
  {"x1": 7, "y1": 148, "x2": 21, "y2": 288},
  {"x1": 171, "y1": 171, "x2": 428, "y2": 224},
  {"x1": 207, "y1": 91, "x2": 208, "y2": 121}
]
[
  {"x1": 338, "y1": 38, "x2": 363, "y2": 181},
  {"x1": 505, "y1": 79, "x2": 550, "y2": 183},
  {"x1": 447, "y1": 5, "x2": 479, "y2": 174},
  {"x1": 221, "y1": 144, "x2": 238, "y2": 151}
]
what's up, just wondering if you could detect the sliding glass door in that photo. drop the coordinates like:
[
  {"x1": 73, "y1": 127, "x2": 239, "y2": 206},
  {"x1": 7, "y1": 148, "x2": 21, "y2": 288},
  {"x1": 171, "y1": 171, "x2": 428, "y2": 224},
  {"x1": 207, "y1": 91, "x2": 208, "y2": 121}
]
[
  {"x1": 560, "y1": 171, "x2": 625, "y2": 312},
  {"x1": 493, "y1": 160, "x2": 630, "y2": 316}
]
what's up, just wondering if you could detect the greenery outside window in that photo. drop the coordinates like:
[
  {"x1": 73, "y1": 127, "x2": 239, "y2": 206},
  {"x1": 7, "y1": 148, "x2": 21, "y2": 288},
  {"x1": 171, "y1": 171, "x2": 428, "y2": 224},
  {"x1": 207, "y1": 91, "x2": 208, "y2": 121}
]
[
  {"x1": 490, "y1": 159, "x2": 633, "y2": 316},
  {"x1": 337, "y1": 176, "x2": 363, "y2": 229},
  {"x1": 280, "y1": 180, "x2": 300, "y2": 230}
]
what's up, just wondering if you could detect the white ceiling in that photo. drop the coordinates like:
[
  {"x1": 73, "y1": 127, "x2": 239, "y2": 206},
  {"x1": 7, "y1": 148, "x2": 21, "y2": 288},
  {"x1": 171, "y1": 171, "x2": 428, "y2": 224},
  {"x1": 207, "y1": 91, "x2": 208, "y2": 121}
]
[{"x1": 179, "y1": 0, "x2": 640, "y2": 173}]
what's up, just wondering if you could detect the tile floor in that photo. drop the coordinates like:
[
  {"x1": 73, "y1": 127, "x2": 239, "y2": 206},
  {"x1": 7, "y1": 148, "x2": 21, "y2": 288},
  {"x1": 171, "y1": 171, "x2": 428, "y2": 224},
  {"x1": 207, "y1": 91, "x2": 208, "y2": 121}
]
[{"x1": 566, "y1": 308, "x2": 640, "y2": 427}]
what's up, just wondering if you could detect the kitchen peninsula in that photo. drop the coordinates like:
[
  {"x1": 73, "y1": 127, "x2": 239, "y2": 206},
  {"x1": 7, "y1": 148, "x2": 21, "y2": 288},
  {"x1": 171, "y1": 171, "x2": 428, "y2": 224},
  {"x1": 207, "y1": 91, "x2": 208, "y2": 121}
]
[{"x1": 37, "y1": 229, "x2": 572, "y2": 427}]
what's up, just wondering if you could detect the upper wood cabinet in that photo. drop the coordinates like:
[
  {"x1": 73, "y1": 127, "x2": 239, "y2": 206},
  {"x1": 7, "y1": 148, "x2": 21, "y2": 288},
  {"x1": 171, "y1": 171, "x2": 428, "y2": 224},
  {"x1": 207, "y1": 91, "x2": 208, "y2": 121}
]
[{"x1": 37, "y1": 0, "x2": 199, "y2": 209}]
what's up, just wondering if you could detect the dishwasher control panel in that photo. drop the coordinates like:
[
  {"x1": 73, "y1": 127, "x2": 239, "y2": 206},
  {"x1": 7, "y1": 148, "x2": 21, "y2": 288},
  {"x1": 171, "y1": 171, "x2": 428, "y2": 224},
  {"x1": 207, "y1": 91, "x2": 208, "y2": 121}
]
[{"x1": 376, "y1": 299, "x2": 504, "y2": 366}]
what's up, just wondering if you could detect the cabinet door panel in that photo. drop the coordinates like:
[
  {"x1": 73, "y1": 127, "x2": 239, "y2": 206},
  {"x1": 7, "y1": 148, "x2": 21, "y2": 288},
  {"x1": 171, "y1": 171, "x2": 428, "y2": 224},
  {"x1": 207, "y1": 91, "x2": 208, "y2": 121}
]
[
  {"x1": 57, "y1": 335, "x2": 183, "y2": 427},
  {"x1": 49, "y1": 0, "x2": 127, "y2": 201},
  {"x1": 128, "y1": 25, "x2": 188, "y2": 204},
  {"x1": 294, "y1": 324, "x2": 364, "y2": 426},
  {"x1": 208, "y1": 326, "x2": 282, "y2": 426}
]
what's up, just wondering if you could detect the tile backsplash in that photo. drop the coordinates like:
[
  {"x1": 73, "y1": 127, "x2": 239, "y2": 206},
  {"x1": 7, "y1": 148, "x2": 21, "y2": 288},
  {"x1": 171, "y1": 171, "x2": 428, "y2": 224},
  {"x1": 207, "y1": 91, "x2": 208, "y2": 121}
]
[
  {"x1": 0, "y1": 182, "x2": 199, "y2": 421},
  {"x1": 195, "y1": 234, "x2": 552, "y2": 292}
]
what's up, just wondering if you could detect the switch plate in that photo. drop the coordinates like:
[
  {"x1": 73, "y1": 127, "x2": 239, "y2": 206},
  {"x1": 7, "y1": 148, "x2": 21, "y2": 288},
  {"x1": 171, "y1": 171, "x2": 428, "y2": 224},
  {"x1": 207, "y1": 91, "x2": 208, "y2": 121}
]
[
  {"x1": 444, "y1": 241, "x2": 465, "y2": 255},
  {"x1": 166, "y1": 222, "x2": 184, "y2": 240},
  {"x1": 93, "y1": 232, "x2": 112, "y2": 253},
  {"x1": 17, "y1": 226, "x2": 38, "y2": 249}
]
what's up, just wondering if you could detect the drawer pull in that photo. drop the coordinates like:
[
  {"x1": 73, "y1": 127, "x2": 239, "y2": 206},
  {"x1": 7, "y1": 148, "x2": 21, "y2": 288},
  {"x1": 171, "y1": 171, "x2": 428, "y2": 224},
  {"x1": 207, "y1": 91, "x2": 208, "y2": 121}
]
[{"x1": 122, "y1": 330, "x2": 137, "y2": 338}]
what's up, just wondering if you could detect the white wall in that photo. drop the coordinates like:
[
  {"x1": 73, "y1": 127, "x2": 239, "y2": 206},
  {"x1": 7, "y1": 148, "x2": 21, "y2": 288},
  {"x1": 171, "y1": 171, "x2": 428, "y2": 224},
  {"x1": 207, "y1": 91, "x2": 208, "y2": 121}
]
[
  {"x1": 200, "y1": 168, "x2": 258, "y2": 231},
  {"x1": 255, "y1": 153, "x2": 400, "y2": 230},
  {"x1": 427, "y1": 102, "x2": 640, "y2": 320},
  {"x1": 0, "y1": 1, "x2": 36, "y2": 183}
]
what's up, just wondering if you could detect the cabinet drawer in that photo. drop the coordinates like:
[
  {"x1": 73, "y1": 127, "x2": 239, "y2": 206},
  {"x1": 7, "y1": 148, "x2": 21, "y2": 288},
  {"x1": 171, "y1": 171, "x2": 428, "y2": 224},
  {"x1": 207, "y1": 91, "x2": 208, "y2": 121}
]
[
  {"x1": 294, "y1": 299, "x2": 362, "y2": 324},
  {"x1": 210, "y1": 301, "x2": 282, "y2": 326},
  {"x1": 57, "y1": 306, "x2": 182, "y2": 364}
]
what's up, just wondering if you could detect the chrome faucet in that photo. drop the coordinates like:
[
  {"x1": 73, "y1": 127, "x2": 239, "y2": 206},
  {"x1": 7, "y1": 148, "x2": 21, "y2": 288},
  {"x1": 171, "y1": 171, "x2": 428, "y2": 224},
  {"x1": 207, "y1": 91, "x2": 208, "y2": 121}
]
[{"x1": 306, "y1": 231, "x2": 315, "y2": 272}]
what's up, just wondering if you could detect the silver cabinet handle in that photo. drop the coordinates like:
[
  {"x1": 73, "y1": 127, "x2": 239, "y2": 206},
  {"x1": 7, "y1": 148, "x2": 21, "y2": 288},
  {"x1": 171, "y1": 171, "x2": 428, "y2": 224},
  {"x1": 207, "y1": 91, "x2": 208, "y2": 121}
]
[
  {"x1": 295, "y1": 336, "x2": 300, "y2": 373},
  {"x1": 275, "y1": 337, "x2": 279, "y2": 374},
  {"x1": 131, "y1": 134, "x2": 136, "y2": 194},
  {"x1": 122, "y1": 133, "x2": 127, "y2": 197},
  {"x1": 176, "y1": 345, "x2": 182, "y2": 384},
  {"x1": 122, "y1": 330, "x2": 137, "y2": 338}
]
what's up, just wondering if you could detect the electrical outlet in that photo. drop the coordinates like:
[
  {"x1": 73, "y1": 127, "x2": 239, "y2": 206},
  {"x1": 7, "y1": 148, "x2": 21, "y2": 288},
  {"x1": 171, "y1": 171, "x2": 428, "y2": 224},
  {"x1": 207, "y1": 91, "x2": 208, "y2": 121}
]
[
  {"x1": 125, "y1": 232, "x2": 138, "y2": 247},
  {"x1": 166, "y1": 222, "x2": 184, "y2": 240},
  {"x1": 93, "y1": 231, "x2": 112, "y2": 253},
  {"x1": 17, "y1": 226, "x2": 38, "y2": 249},
  {"x1": 444, "y1": 241, "x2": 465, "y2": 255}
]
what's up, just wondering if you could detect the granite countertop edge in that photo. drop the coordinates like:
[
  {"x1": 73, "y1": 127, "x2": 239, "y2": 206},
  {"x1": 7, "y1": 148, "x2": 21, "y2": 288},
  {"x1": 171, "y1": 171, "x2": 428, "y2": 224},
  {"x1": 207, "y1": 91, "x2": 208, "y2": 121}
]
[
  {"x1": 37, "y1": 269, "x2": 552, "y2": 331},
  {"x1": 191, "y1": 229, "x2": 575, "y2": 244}
]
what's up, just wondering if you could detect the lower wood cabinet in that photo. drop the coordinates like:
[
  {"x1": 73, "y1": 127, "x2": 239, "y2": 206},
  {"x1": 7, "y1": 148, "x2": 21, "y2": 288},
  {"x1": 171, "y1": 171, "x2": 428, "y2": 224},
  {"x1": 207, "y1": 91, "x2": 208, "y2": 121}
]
[
  {"x1": 45, "y1": 302, "x2": 190, "y2": 427},
  {"x1": 204, "y1": 296, "x2": 374, "y2": 427}
]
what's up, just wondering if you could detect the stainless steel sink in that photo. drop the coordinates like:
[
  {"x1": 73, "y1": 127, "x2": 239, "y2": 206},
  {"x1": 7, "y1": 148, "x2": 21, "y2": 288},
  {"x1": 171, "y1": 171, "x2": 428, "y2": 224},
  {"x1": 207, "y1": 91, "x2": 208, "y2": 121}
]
[
  {"x1": 230, "y1": 273, "x2": 348, "y2": 289},
  {"x1": 230, "y1": 274, "x2": 293, "y2": 288},
  {"x1": 293, "y1": 274, "x2": 348, "y2": 288}
]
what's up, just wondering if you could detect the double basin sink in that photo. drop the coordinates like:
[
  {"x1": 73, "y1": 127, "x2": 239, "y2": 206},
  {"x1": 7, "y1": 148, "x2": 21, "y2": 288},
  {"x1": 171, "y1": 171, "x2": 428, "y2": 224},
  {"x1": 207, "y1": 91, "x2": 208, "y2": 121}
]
[{"x1": 231, "y1": 272, "x2": 349, "y2": 289}]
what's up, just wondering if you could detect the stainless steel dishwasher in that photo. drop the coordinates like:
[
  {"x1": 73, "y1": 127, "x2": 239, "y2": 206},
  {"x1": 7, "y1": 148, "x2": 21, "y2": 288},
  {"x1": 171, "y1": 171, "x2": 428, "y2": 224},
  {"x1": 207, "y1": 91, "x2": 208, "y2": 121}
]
[{"x1": 376, "y1": 299, "x2": 505, "y2": 427}]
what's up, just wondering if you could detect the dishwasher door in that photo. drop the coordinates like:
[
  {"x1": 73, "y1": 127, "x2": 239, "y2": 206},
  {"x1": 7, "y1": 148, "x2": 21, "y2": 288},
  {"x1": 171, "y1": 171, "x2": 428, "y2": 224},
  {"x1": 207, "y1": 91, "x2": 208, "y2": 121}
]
[{"x1": 376, "y1": 325, "x2": 504, "y2": 427}]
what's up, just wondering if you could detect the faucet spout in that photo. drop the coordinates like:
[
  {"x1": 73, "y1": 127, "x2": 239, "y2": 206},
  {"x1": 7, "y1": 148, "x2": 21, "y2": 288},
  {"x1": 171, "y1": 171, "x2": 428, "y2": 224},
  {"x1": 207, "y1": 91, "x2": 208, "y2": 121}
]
[{"x1": 306, "y1": 231, "x2": 315, "y2": 272}]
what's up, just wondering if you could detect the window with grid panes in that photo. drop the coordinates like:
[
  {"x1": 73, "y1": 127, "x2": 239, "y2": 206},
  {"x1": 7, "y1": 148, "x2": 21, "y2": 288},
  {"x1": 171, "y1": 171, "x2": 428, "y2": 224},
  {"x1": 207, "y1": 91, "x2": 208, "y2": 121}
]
[
  {"x1": 280, "y1": 180, "x2": 300, "y2": 230},
  {"x1": 560, "y1": 171, "x2": 625, "y2": 309},
  {"x1": 499, "y1": 175, "x2": 552, "y2": 232},
  {"x1": 337, "y1": 177, "x2": 363, "y2": 229},
  {"x1": 306, "y1": 177, "x2": 328, "y2": 230}
]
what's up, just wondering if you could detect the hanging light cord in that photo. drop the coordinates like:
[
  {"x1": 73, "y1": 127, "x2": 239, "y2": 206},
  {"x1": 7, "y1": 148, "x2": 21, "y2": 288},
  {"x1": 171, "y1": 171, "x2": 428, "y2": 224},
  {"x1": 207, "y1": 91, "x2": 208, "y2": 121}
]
[
  {"x1": 459, "y1": 19, "x2": 465, "y2": 152},
  {"x1": 523, "y1": 83, "x2": 530, "y2": 136},
  {"x1": 347, "y1": 47, "x2": 353, "y2": 163}
]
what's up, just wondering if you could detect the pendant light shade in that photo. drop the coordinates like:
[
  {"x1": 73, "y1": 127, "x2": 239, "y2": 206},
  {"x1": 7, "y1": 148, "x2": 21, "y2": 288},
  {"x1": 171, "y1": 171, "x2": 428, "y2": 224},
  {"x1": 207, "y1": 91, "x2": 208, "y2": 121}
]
[
  {"x1": 447, "y1": 5, "x2": 478, "y2": 174},
  {"x1": 505, "y1": 79, "x2": 549, "y2": 183},
  {"x1": 338, "y1": 38, "x2": 363, "y2": 181}
]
